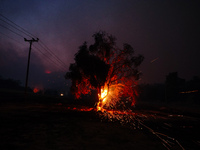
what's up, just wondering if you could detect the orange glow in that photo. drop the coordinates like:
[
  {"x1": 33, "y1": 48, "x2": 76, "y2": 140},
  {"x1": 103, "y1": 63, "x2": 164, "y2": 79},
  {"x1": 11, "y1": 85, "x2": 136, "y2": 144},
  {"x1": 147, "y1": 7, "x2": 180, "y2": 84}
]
[
  {"x1": 101, "y1": 89, "x2": 108, "y2": 102},
  {"x1": 33, "y1": 87, "x2": 39, "y2": 93},
  {"x1": 96, "y1": 80, "x2": 137, "y2": 111},
  {"x1": 180, "y1": 90, "x2": 198, "y2": 94},
  {"x1": 66, "y1": 106, "x2": 94, "y2": 112},
  {"x1": 97, "y1": 88, "x2": 108, "y2": 111}
]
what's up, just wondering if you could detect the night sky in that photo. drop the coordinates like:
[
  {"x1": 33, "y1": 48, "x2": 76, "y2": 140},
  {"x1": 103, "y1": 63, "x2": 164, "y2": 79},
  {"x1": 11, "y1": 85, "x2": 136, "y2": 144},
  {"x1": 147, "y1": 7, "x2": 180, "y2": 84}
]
[{"x1": 0, "y1": 0, "x2": 200, "y2": 90}]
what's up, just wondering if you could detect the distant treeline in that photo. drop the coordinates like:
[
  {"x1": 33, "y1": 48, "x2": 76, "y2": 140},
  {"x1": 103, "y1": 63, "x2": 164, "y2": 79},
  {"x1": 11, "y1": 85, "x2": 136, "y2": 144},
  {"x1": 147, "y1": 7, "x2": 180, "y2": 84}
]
[
  {"x1": 0, "y1": 76, "x2": 24, "y2": 90},
  {"x1": 1, "y1": 73, "x2": 200, "y2": 104},
  {"x1": 0, "y1": 76, "x2": 64, "y2": 96},
  {"x1": 139, "y1": 72, "x2": 200, "y2": 104}
]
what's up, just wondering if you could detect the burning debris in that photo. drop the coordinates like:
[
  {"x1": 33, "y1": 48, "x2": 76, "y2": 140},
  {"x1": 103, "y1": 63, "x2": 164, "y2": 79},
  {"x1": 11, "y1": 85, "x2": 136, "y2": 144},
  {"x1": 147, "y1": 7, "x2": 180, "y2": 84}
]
[
  {"x1": 63, "y1": 104, "x2": 188, "y2": 150},
  {"x1": 66, "y1": 31, "x2": 143, "y2": 112},
  {"x1": 33, "y1": 87, "x2": 39, "y2": 93},
  {"x1": 64, "y1": 31, "x2": 197, "y2": 149}
]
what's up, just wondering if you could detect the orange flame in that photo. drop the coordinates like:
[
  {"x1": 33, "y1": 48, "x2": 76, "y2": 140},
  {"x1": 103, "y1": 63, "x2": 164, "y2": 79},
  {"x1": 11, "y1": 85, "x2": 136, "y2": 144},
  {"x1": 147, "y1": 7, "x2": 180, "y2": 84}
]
[
  {"x1": 97, "y1": 88, "x2": 108, "y2": 111},
  {"x1": 96, "y1": 81, "x2": 137, "y2": 112}
]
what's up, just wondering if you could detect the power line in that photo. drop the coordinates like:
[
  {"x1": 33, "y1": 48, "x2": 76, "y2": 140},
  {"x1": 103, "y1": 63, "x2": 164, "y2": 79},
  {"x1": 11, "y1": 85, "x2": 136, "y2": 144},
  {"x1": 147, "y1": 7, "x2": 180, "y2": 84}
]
[
  {"x1": 0, "y1": 18, "x2": 32, "y2": 38},
  {"x1": 34, "y1": 49, "x2": 63, "y2": 72},
  {"x1": 0, "y1": 31, "x2": 66, "y2": 72},
  {"x1": 38, "y1": 41, "x2": 67, "y2": 68},
  {"x1": 24, "y1": 38, "x2": 39, "y2": 94},
  {"x1": 0, "y1": 14, "x2": 67, "y2": 69},
  {"x1": 0, "y1": 31, "x2": 24, "y2": 45},
  {"x1": 33, "y1": 45, "x2": 67, "y2": 72},
  {"x1": 0, "y1": 14, "x2": 67, "y2": 72},
  {"x1": 0, "y1": 30, "x2": 67, "y2": 72},
  {"x1": 35, "y1": 53, "x2": 66, "y2": 72},
  {"x1": 0, "y1": 14, "x2": 37, "y2": 38},
  {"x1": 0, "y1": 23, "x2": 24, "y2": 38}
]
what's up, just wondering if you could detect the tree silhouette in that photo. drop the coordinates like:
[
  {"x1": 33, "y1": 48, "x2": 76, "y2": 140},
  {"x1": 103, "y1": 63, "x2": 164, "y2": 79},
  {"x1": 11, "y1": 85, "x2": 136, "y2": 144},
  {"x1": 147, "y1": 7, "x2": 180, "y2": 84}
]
[
  {"x1": 65, "y1": 31, "x2": 144, "y2": 108},
  {"x1": 0, "y1": 77, "x2": 22, "y2": 89},
  {"x1": 165, "y1": 72, "x2": 185, "y2": 101}
]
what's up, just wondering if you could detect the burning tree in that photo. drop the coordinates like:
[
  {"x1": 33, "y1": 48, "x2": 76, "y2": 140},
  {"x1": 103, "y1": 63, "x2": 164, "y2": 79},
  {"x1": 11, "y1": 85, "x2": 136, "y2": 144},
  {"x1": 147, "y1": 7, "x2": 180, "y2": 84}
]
[{"x1": 65, "y1": 31, "x2": 144, "y2": 111}]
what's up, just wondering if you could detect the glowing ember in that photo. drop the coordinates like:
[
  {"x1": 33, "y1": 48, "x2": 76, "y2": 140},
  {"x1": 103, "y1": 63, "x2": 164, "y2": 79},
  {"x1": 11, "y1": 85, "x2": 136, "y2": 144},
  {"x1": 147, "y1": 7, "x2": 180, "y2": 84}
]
[
  {"x1": 101, "y1": 89, "x2": 108, "y2": 102},
  {"x1": 45, "y1": 70, "x2": 51, "y2": 74},
  {"x1": 66, "y1": 106, "x2": 94, "y2": 112},
  {"x1": 33, "y1": 87, "x2": 39, "y2": 93},
  {"x1": 61, "y1": 104, "x2": 186, "y2": 150},
  {"x1": 66, "y1": 32, "x2": 143, "y2": 112},
  {"x1": 96, "y1": 80, "x2": 137, "y2": 113},
  {"x1": 97, "y1": 88, "x2": 108, "y2": 111}
]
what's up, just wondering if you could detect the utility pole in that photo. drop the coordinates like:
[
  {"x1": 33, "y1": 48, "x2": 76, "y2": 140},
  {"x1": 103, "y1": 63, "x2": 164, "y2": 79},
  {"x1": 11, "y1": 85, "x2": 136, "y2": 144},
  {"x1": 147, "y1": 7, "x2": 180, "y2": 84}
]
[{"x1": 24, "y1": 38, "x2": 39, "y2": 94}]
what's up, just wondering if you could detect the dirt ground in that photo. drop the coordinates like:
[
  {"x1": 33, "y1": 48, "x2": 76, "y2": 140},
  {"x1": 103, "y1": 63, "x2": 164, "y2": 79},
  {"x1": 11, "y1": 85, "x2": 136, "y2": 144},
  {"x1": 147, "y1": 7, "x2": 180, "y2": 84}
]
[
  {"x1": 0, "y1": 101, "x2": 165, "y2": 150},
  {"x1": 1, "y1": 90, "x2": 200, "y2": 150}
]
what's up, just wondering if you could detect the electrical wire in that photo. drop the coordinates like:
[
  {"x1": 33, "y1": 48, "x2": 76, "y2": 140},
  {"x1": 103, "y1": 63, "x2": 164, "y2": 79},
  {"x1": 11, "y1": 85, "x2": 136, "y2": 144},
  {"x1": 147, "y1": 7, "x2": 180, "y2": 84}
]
[
  {"x1": 0, "y1": 14, "x2": 37, "y2": 38},
  {"x1": 0, "y1": 14, "x2": 67, "y2": 70},
  {"x1": 33, "y1": 45, "x2": 67, "y2": 72},
  {"x1": 0, "y1": 18, "x2": 32, "y2": 38},
  {"x1": 0, "y1": 31, "x2": 24, "y2": 46},
  {"x1": 38, "y1": 41, "x2": 67, "y2": 68},
  {"x1": 0, "y1": 29, "x2": 67, "y2": 72},
  {"x1": 0, "y1": 14, "x2": 68, "y2": 72},
  {"x1": 0, "y1": 23, "x2": 24, "y2": 38},
  {"x1": 0, "y1": 14, "x2": 65, "y2": 66}
]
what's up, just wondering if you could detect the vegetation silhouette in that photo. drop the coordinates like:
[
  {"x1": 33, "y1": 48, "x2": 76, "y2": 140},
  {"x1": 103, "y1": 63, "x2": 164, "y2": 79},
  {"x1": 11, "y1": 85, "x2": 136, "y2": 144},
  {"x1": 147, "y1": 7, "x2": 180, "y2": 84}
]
[
  {"x1": 65, "y1": 31, "x2": 144, "y2": 107},
  {"x1": 165, "y1": 72, "x2": 185, "y2": 101},
  {"x1": 0, "y1": 76, "x2": 23, "y2": 90},
  {"x1": 139, "y1": 73, "x2": 200, "y2": 104}
]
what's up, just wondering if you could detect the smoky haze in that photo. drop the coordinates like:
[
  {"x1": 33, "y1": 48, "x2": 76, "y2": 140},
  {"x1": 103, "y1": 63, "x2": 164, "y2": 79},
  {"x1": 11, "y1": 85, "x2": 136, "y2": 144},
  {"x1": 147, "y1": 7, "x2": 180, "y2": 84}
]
[{"x1": 0, "y1": 0, "x2": 200, "y2": 89}]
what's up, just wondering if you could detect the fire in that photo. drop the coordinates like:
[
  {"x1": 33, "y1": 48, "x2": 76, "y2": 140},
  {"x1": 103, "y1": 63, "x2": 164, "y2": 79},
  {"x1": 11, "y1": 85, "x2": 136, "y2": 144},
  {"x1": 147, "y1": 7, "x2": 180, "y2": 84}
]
[
  {"x1": 33, "y1": 87, "x2": 39, "y2": 93},
  {"x1": 97, "y1": 88, "x2": 108, "y2": 111},
  {"x1": 45, "y1": 70, "x2": 51, "y2": 74},
  {"x1": 96, "y1": 81, "x2": 137, "y2": 113},
  {"x1": 100, "y1": 88, "x2": 108, "y2": 102}
]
